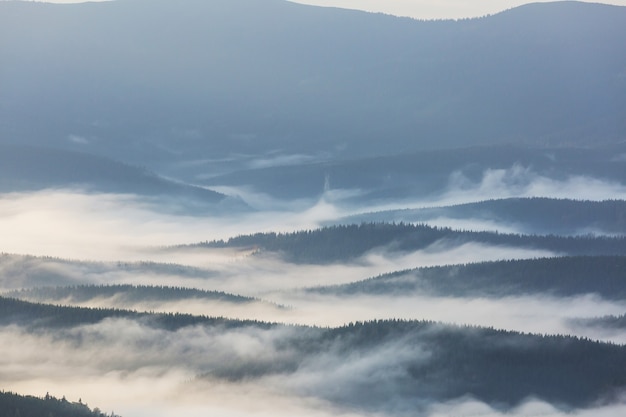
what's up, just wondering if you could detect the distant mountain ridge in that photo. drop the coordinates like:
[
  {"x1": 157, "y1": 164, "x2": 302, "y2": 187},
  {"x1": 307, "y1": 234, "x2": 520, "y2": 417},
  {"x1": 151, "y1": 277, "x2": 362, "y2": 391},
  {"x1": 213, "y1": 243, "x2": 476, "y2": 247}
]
[
  {"x1": 200, "y1": 144, "x2": 626, "y2": 201},
  {"x1": 1, "y1": 0, "x2": 624, "y2": 170},
  {"x1": 3, "y1": 2, "x2": 626, "y2": 416},
  {"x1": 0, "y1": 145, "x2": 249, "y2": 212}
]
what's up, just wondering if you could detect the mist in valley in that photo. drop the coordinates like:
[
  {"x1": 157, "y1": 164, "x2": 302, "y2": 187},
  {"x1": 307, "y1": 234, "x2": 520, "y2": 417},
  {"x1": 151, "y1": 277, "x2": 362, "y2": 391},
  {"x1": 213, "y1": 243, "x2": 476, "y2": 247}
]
[{"x1": 2, "y1": 0, "x2": 626, "y2": 416}]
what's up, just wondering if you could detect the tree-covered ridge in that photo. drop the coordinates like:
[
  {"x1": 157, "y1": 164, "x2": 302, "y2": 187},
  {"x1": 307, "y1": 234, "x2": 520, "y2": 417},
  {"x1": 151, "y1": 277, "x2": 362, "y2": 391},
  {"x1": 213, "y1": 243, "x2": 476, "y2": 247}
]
[
  {"x1": 189, "y1": 223, "x2": 626, "y2": 264},
  {"x1": 341, "y1": 198, "x2": 626, "y2": 235},
  {"x1": 0, "y1": 253, "x2": 214, "y2": 278},
  {"x1": 6, "y1": 284, "x2": 257, "y2": 305},
  {"x1": 311, "y1": 256, "x2": 626, "y2": 299},
  {"x1": 0, "y1": 296, "x2": 273, "y2": 331},
  {"x1": 571, "y1": 314, "x2": 626, "y2": 330},
  {"x1": 200, "y1": 319, "x2": 626, "y2": 410},
  {"x1": 0, "y1": 253, "x2": 219, "y2": 290},
  {"x1": 321, "y1": 320, "x2": 626, "y2": 408},
  {"x1": 0, "y1": 391, "x2": 118, "y2": 417},
  {"x1": 2, "y1": 298, "x2": 626, "y2": 410}
]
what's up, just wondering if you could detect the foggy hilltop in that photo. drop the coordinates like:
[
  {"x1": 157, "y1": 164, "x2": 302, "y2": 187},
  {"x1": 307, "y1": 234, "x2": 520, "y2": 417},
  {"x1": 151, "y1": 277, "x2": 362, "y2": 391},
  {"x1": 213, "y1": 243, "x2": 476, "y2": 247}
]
[{"x1": 1, "y1": 0, "x2": 626, "y2": 416}]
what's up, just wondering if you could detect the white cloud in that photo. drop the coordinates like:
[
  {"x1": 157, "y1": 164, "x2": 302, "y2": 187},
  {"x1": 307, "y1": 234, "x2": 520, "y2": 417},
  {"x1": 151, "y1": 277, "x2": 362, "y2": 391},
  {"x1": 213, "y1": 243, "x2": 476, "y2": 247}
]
[
  {"x1": 67, "y1": 134, "x2": 90, "y2": 145},
  {"x1": 359, "y1": 166, "x2": 626, "y2": 214},
  {"x1": 247, "y1": 153, "x2": 326, "y2": 169}
]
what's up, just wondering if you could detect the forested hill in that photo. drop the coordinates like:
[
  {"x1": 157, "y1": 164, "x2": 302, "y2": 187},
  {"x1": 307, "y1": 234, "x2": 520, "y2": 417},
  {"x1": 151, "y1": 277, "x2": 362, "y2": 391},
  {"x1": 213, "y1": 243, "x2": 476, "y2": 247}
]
[
  {"x1": 189, "y1": 223, "x2": 626, "y2": 264},
  {"x1": 6, "y1": 284, "x2": 258, "y2": 305},
  {"x1": 197, "y1": 319, "x2": 626, "y2": 410},
  {"x1": 0, "y1": 391, "x2": 117, "y2": 417},
  {"x1": 340, "y1": 198, "x2": 626, "y2": 236},
  {"x1": 3, "y1": 298, "x2": 626, "y2": 410},
  {"x1": 0, "y1": 296, "x2": 271, "y2": 330},
  {"x1": 300, "y1": 320, "x2": 626, "y2": 410},
  {"x1": 573, "y1": 313, "x2": 626, "y2": 330},
  {"x1": 0, "y1": 254, "x2": 218, "y2": 290},
  {"x1": 310, "y1": 255, "x2": 626, "y2": 299}
]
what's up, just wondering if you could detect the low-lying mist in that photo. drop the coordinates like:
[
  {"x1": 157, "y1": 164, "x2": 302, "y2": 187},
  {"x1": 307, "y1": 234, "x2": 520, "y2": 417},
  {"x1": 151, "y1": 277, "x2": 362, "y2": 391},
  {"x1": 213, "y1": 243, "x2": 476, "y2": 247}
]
[
  {"x1": 1, "y1": 165, "x2": 624, "y2": 260},
  {"x1": 3, "y1": 314, "x2": 626, "y2": 417},
  {"x1": 2, "y1": 166, "x2": 626, "y2": 417},
  {"x1": 0, "y1": 238, "x2": 554, "y2": 295},
  {"x1": 359, "y1": 165, "x2": 626, "y2": 214}
]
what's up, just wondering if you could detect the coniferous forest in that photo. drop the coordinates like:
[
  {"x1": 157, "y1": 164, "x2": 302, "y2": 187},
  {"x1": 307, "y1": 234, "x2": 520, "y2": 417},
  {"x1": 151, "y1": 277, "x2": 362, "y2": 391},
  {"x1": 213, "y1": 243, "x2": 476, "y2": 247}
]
[{"x1": 1, "y1": 1, "x2": 626, "y2": 416}]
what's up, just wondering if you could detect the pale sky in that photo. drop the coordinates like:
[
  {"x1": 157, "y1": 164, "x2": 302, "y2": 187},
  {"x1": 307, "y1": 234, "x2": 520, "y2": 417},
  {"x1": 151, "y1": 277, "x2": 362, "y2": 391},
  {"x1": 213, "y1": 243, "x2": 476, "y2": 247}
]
[
  {"x1": 18, "y1": 0, "x2": 626, "y2": 19},
  {"x1": 289, "y1": 0, "x2": 626, "y2": 19}
]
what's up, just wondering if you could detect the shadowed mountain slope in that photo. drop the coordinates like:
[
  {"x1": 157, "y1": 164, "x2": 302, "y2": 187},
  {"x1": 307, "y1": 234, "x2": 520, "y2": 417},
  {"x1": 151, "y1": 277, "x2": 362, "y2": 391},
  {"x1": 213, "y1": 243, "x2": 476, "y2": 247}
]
[
  {"x1": 1, "y1": 1, "x2": 624, "y2": 171},
  {"x1": 0, "y1": 145, "x2": 250, "y2": 213},
  {"x1": 188, "y1": 223, "x2": 626, "y2": 263}
]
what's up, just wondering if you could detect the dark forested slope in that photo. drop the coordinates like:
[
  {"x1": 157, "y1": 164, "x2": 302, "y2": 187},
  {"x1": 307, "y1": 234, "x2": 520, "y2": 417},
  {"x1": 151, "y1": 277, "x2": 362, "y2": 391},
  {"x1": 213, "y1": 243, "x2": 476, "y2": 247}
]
[
  {"x1": 190, "y1": 223, "x2": 626, "y2": 263},
  {"x1": 2, "y1": 298, "x2": 626, "y2": 411},
  {"x1": 0, "y1": 253, "x2": 218, "y2": 290},
  {"x1": 0, "y1": 296, "x2": 269, "y2": 330},
  {"x1": 0, "y1": 391, "x2": 116, "y2": 417},
  {"x1": 6, "y1": 284, "x2": 257, "y2": 305},
  {"x1": 311, "y1": 255, "x2": 626, "y2": 299},
  {"x1": 340, "y1": 198, "x2": 626, "y2": 235}
]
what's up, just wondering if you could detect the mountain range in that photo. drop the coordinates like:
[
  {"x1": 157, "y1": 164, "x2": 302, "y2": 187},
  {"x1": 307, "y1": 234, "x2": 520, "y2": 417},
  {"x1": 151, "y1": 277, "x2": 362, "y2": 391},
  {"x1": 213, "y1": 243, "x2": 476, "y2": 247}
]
[
  {"x1": 1, "y1": 1, "x2": 626, "y2": 417},
  {"x1": 1, "y1": 0, "x2": 625, "y2": 175}
]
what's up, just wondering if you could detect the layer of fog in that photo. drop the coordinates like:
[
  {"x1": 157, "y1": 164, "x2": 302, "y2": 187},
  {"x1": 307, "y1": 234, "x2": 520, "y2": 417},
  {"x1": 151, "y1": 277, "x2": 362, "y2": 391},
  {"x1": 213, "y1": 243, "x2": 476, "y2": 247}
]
[
  {"x1": 363, "y1": 164, "x2": 626, "y2": 214},
  {"x1": 269, "y1": 293, "x2": 626, "y2": 344},
  {"x1": 69, "y1": 292, "x2": 626, "y2": 345},
  {"x1": 3, "y1": 318, "x2": 626, "y2": 417},
  {"x1": 207, "y1": 165, "x2": 626, "y2": 236},
  {"x1": 0, "y1": 241, "x2": 554, "y2": 294},
  {"x1": 0, "y1": 189, "x2": 338, "y2": 261},
  {"x1": 6, "y1": 246, "x2": 626, "y2": 345},
  {"x1": 1, "y1": 166, "x2": 624, "y2": 261},
  {"x1": 2, "y1": 320, "x2": 429, "y2": 416}
]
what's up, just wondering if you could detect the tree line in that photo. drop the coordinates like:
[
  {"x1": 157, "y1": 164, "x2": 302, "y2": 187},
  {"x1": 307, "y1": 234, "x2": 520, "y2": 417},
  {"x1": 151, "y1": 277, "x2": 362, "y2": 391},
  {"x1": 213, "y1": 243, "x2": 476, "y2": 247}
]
[{"x1": 190, "y1": 223, "x2": 626, "y2": 264}]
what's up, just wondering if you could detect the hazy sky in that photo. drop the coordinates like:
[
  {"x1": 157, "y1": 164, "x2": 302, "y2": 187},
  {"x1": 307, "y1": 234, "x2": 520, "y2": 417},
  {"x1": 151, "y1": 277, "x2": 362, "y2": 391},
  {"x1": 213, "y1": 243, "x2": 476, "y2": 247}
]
[
  {"x1": 23, "y1": 0, "x2": 626, "y2": 19},
  {"x1": 288, "y1": 0, "x2": 626, "y2": 19}
]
